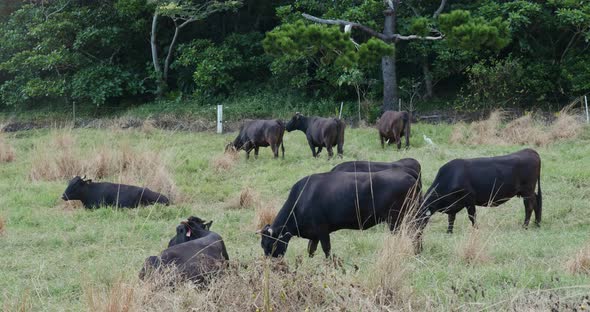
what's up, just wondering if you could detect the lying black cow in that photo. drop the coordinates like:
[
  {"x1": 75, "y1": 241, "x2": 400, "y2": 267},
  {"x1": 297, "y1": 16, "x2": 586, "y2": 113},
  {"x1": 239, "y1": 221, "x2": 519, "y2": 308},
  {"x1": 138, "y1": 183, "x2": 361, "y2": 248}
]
[
  {"x1": 61, "y1": 175, "x2": 169, "y2": 208},
  {"x1": 258, "y1": 169, "x2": 422, "y2": 258},
  {"x1": 377, "y1": 111, "x2": 411, "y2": 150},
  {"x1": 285, "y1": 112, "x2": 345, "y2": 158},
  {"x1": 423, "y1": 148, "x2": 542, "y2": 233},
  {"x1": 226, "y1": 119, "x2": 285, "y2": 159},
  {"x1": 168, "y1": 216, "x2": 213, "y2": 247},
  {"x1": 140, "y1": 216, "x2": 229, "y2": 284}
]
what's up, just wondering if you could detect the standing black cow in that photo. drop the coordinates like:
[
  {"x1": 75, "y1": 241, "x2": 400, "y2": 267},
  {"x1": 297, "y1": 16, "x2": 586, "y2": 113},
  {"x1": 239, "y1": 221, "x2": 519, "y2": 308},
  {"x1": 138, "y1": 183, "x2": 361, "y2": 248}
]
[
  {"x1": 61, "y1": 175, "x2": 169, "y2": 208},
  {"x1": 423, "y1": 148, "x2": 542, "y2": 233},
  {"x1": 377, "y1": 111, "x2": 411, "y2": 150},
  {"x1": 226, "y1": 119, "x2": 285, "y2": 159},
  {"x1": 140, "y1": 218, "x2": 229, "y2": 284},
  {"x1": 168, "y1": 216, "x2": 213, "y2": 247},
  {"x1": 257, "y1": 169, "x2": 422, "y2": 258},
  {"x1": 285, "y1": 112, "x2": 345, "y2": 158}
]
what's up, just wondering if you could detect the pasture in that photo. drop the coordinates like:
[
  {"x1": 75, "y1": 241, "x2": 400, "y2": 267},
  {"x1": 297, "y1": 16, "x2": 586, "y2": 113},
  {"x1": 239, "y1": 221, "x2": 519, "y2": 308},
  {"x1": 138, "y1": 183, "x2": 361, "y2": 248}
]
[{"x1": 1, "y1": 120, "x2": 589, "y2": 311}]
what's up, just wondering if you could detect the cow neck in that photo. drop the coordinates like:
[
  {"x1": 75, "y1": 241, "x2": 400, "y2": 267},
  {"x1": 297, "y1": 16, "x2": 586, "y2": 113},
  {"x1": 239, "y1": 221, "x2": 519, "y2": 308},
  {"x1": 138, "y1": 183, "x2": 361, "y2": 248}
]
[
  {"x1": 80, "y1": 184, "x2": 92, "y2": 206},
  {"x1": 271, "y1": 207, "x2": 297, "y2": 237},
  {"x1": 297, "y1": 116, "x2": 310, "y2": 133}
]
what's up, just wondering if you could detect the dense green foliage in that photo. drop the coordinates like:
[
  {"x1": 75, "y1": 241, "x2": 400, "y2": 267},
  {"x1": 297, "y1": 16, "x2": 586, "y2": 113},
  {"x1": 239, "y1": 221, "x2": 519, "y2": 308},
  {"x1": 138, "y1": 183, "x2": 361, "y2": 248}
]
[{"x1": 0, "y1": 0, "x2": 589, "y2": 113}]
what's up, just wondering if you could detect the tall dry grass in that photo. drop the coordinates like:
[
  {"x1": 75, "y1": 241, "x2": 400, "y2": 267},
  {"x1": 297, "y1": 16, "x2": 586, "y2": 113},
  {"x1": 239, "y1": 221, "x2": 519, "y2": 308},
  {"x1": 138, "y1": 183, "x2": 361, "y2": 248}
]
[
  {"x1": 211, "y1": 148, "x2": 240, "y2": 172},
  {"x1": 225, "y1": 187, "x2": 261, "y2": 210},
  {"x1": 566, "y1": 244, "x2": 590, "y2": 275},
  {"x1": 0, "y1": 134, "x2": 16, "y2": 162},
  {"x1": 450, "y1": 110, "x2": 585, "y2": 146},
  {"x1": 456, "y1": 228, "x2": 491, "y2": 265},
  {"x1": 0, "y1": 215, "x2": 5, "y2": 235},
  {"x1": 84, "y1": 260, "x2": 378, "y2": 312},
  {"x1": 253, "y1": 201, "x2": 278, "y2": 230},
  {"x1": 29, "y1": 130, "x2": 179, "y2": 201}
]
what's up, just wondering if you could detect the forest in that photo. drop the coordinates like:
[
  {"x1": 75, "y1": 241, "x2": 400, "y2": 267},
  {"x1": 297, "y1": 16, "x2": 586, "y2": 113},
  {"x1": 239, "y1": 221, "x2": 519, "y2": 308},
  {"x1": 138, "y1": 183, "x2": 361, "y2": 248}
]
[{"x1": 1, "y1": 0, "x2": 589, "y2": 117}]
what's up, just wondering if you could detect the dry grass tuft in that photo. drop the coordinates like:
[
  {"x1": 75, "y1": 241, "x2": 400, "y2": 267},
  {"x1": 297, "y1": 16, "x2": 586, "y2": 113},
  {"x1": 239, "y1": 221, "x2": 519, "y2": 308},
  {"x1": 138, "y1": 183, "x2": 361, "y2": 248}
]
[
  {"x1": 0, "y1": 215, "x2": 5, "y2": 235},
  {"x1": 457, "y1": 228, "x2": 491, "y2": 265},
  {"x1": 29, "y1": 130, "x2": 178, "y2": 201},
  {"x1": 57, "y1": 200, "x2": 84, "y2": 212},
  {"x1": 30, "y1": 131, "x2": 84, "y2": 181},
  {"x1": 368, "y1": 226, "x2": 418, "y2": 306},
  {"x1": 211, "y1": 149, "x2": 240, "y2": 172},
  {"x1": 566, "y1": 244, "x2": 590, "y2": 275},
  {"x1": 141, "y1": 118, "x2": 157, "y2": 134},
  {"x1": 85, "y1": 260, "x2": 378, "y2": 312},
  {"x1": 254, "y1": 201, "x2": 278, "y2": 230},
  {"x1": 0, "y1": 134, "x2": 15, "y2": 162},
  {"x1": 225, "y1": 187, "x2": 261, "y2": 210},
  {"x1": 451, "y1": 110, "x2": 585, "y2": 146},
  {"x1": 85, "y1": 280, "x2": 135, "y2": 312}
]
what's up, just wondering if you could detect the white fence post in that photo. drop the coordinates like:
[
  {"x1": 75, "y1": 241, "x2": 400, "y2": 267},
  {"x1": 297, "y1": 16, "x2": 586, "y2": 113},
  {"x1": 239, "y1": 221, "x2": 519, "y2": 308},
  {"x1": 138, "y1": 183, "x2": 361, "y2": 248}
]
[
  {"x1": 585, "y1": 96, "x2": 589, "y2": 124},
  {"x1": 398, "y1": 98, "x2": 401, "y2": 111},
  {"x1": 339, "y1": 102, "x2": 343, "y2": 119},
  {"x1": 217, "y1": 105, "x2": 223, "y2": 134}
]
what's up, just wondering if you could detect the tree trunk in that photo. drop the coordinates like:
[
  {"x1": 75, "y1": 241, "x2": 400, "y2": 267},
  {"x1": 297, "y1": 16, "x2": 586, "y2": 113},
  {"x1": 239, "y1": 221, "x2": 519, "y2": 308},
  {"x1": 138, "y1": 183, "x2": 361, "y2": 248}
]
[
  {"x1": 381, "y1": 8, "x2": 398, "y2": 112},
  {"x1": 163, "y1": 25, "x2": 181, "y2": 83},
  {"x1": 151, "y1": 13, "x2": 165, "y2": 97},
  {"x1": 422, "y1": 56, "x2": 433, "y2": 99}
]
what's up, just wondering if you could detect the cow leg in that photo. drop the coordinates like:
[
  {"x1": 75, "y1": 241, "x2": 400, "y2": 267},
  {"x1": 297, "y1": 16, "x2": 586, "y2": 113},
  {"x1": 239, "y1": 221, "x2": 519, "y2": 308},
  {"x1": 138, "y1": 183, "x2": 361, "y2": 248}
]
[
  {"x1": 522, "y1": 197, "x2": 534, "y2": 228},
  {"x1": 320, "y1": 235, "x2": 331, "y2": 258},
  {"x1": 467, "y1": 205, "x2": 477, "y2": 228},
  {"x1": 308, "y1": 141, "x2": 317, "y2": 157},
  {"x1": 307, "y1": 239, "x2": 319, "y2": 258},
  {"x1": 380, "y1": 135, "x2": 385, "y2": 149},
  {"x1": 254, "y1": 146, "x2": 259, "y2": 159},
  {"x1": 326, "y1": 145, "x2": 334, "y2": 158},
  {"x1": 447, "y1": 213, "x2": 457, "y2": 234},
  {"x1": 396, "y1": 134, "x2": 402, "y2": 150},
  {"x1": 316, "y1": 146, "x2": 323, "y2": 156},
  {"x1": 246, "y1": 151, "x2": 250, "y2": 159},
  {"x1": 271, "y1": 143, "x2": 278, "y2": 159}
]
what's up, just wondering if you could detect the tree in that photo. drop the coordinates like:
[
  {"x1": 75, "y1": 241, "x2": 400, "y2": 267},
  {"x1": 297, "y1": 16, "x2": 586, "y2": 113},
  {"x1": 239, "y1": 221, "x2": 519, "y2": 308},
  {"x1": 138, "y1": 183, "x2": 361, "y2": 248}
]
[
  {"x1": 301, "y1": 0, "x2": 509, "y2": 112},
  {"x1": 150, "y1": 0, "x2": 242, "y2": 96}
]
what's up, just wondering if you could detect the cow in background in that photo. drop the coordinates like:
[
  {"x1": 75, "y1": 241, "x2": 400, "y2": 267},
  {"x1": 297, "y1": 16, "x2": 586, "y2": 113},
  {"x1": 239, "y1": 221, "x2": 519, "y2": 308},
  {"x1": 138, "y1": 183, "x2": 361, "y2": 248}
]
[
  {"x1": 377, "y1": 111, "x2": 411, "y2": 150},
  {"x1": 285, "y1": 112, "x2": 345, "y2": 158},
  {"x1": 226, "y1": 119, "x2": 285, "y2": 159}
]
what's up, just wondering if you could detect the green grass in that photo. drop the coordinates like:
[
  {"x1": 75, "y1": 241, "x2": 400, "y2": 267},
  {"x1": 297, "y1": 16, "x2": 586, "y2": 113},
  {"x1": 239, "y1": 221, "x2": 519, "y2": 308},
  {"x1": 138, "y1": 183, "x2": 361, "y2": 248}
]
[{"x1": 1, "y1": 123, "x2": 589, "y2": 310}]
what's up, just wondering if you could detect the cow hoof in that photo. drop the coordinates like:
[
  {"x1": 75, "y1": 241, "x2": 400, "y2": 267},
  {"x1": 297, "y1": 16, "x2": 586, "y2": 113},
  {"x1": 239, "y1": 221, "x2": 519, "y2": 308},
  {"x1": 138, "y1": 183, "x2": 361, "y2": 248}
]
[{"x1": 446, "y1": 230, "x2": 453, "y2": 234}]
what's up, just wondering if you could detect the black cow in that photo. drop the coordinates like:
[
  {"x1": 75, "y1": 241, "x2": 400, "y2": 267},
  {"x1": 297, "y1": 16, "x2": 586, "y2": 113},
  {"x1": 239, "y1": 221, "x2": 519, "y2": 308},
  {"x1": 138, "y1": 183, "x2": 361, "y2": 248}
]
[
  {"x1": 377, "y1": 111, "x2": 411, "y2": 150},
  {"x1": 330, "y1": 158, "x2": 421, "y2": 182},
  {"x1": 168, "y1": 216, "x2": 213, "y2": 247},
  {"x1": 285, "y1": 112, "x2": 345, "y2": 158},
  {"x1": 61, "y1": 176, "x2": 169, "y2": 208},
  {"x1": 258, "y1": 169, "x2": 422, "y2": 258},
  {"x1": 140, "y1": 217, "x2": 229, "y2": 284},
  {"x1": 226, "y1": 119, "x2": 285, "y2": 159},
  {"x1": 423, "y1": 148, "x2": 542, "y2": 233}
]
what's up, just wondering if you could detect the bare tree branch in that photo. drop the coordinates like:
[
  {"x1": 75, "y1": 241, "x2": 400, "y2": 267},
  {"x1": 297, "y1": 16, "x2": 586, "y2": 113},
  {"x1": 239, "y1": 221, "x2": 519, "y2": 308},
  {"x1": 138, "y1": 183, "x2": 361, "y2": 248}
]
[
  {"x1": 302, "y1": 13, "x2": 443, "y2": 42},
  {"x1": 433, "y1": 0, "x2": 447, "y2": 18}
]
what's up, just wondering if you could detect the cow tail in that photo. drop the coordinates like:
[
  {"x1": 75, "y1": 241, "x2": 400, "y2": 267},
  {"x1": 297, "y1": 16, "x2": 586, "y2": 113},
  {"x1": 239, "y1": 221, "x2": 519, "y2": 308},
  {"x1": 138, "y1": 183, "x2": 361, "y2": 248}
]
[
  {"x1": 536, "y1": 173, "x2": 542, "y2": 224},
  {"x1": 403, "y1": 112, "x2": 410, "y2": 148},
  {"x1": 336, "y1": 118, "x2": 345, "y2": 156},
  {"x1": 277, "y1": 119, "x2": 286, "y2": 159}
]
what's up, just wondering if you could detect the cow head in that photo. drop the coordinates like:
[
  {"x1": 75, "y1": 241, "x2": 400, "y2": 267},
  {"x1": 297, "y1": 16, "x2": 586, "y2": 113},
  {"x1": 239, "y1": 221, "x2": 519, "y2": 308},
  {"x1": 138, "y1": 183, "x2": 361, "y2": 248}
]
[
  {"x1": 225, "y1": 142, "x2": 237, "y2": 152},
  {"x1": 285, "y1": 112, "x2": 304, "y2": 132},
  {"x1": 258, "y1": 224, "x2": 292, "y2": 258},
  {"x1": 62, "y1": 175, "x2": 92, "y2": 201},
  {"x1": 171, "y1": 216, "x2": 213, "y2": 246}
]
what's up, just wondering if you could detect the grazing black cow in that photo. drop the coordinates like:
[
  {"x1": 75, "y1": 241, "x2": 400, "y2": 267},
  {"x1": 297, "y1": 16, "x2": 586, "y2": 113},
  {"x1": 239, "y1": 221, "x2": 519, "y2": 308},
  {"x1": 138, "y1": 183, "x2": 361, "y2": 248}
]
[
  {"x1": 377, "y1": 111, "x2": 411, "y2": 150},
  {"x1": 226, "y1": 119, "x2": 285, "y2": 159},
  {"x1": 61, "y1": 176, "x2": 169, "y2": 208},
  {"x1": 330, "y1": 158, "x2": 421, "y2": 182},
  {"x1": 168, "y1": 216, "x2": 213, "y2": 247},
  {"x1": 258, "y1": 169, "x2": 422, "y2": 258},
  {"x1": 423, "y1": 148, "x2": 542, "y2": 233},
  {"x1": 285, "y1": 112, "x2": 345, "y2": 158},
  {"x1": 140, "y1": 217, "x2": 229, "y2": 284}
]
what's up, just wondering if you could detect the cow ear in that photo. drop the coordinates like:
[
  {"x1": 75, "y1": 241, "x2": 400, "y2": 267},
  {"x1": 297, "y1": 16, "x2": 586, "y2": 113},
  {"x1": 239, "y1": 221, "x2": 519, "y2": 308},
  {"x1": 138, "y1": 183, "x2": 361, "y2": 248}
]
[
  {"x1": 204, "y1": 221, "x2": 213, "y2": 230},
  {"x1": 85, "y1": 179, "x2": 92, "y2": 184}
]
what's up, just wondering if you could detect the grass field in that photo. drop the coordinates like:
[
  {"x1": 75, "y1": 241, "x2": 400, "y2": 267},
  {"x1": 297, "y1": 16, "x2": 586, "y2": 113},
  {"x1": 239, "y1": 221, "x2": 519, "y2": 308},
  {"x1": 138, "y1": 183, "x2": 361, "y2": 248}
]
[{"x1": 1, "y1": 121, "x2": 589, "y2": 311}]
